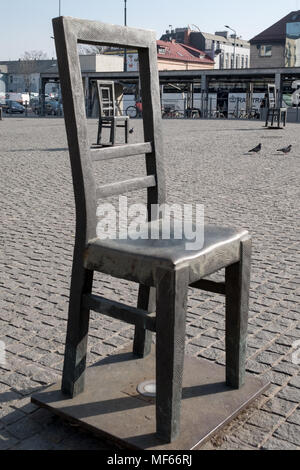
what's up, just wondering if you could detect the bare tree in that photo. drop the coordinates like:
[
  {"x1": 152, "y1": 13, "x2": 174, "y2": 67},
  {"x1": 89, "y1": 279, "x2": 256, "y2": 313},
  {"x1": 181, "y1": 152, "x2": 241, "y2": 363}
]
[
  {"x1": 78, "y1": 44, "x2": 107, "y2": 55},
  {"x1": 21, "y1": 50, "x2": 48, "y2": 61},
  {"x1": 19, "y1": 50, "x2": 48, "y2": 93}
]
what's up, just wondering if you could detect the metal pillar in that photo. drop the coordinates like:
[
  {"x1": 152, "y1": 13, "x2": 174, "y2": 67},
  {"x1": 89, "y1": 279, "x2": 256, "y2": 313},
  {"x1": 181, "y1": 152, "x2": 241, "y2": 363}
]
[
  {"x1": 246, "y1": 83, "x2": 253, "y2": 116},
  {"x1": 275, "y1": 73, "x2": 282, "y2": 107},
  {"x1": 40, "y1": 79, "x2": 47, "y2": 117},
  {"x1": 124, "y1": 0, "x2": 127, "y2": 72},
  {"x1": 201, "y1": 74, "x2": 207, "y2": 118}
]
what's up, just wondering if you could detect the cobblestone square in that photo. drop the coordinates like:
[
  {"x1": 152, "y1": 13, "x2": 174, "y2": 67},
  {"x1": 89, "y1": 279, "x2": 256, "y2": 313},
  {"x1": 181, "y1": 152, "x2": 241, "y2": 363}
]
[{"x1": 0, "y1": 117, "x2": 299, "y2": 450}]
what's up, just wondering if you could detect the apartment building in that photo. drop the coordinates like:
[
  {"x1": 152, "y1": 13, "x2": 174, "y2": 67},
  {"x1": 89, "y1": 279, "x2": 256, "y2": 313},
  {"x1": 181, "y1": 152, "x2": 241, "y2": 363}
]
[
  {"x1": 160, "y1": 27, "x2": 250, "y2": 69},
  {"x1": 250, "y1": 10, "x2": 300, "y2": 68}
]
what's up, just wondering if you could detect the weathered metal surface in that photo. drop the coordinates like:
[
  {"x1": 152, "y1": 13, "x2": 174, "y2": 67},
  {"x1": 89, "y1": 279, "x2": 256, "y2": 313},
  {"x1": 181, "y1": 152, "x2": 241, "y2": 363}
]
[
  {"x1": 52, "y1": 15, "x2": 255, "y2": 442},
  {"x1": 96, "y1": 175, "x2": 156, "y2": 199},
  {"x1": 133, "y1": 285, "x2": 156, "y2": 358},
  {"x1": 52, "y1": 16, "x2": 165, "y2": 401},
  {"x1": 61, "y1": 269, "x2": 94, "y2": 397},
  {"x1": 225, "y1": 236, "x2": 251, "y2": 389},
  {"x1": 31, "y1": 347, "x2": 269, "y2": 450},
  {"x1": 155, "y1": 267, "x2": 189, "y2": 441},
  {"x1": 59, "y1": 16, "x2": 158, "y2": 49},
  {"x1": 91, "y1": 142, "x2": 153, "y2": 161},
  {"x1": 84, "y1": 223, "x2": 248, "y2": 286},
  {"x1": 83, "y1": 293, "x2": 156, "y2": 332}
]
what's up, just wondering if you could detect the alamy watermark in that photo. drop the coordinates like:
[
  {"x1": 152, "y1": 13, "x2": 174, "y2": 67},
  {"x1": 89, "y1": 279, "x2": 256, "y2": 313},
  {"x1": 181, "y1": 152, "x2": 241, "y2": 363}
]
[
  {"x1": 96, "y1": 196, "x2": 205, "y2": 251},
  {"x1": 0, "y1": 341, "x2": 6, "y2": 366}
]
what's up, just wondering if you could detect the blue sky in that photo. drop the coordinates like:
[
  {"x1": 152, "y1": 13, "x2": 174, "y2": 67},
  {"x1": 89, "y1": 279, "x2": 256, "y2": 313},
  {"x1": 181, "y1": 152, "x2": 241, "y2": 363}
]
[{"x1": 1, "y1": 0, "x2": 300, "y2": 60}]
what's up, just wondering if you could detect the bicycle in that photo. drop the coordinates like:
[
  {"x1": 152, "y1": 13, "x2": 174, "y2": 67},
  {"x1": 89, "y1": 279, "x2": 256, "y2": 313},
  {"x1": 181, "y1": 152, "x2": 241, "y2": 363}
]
[
  {"x1": 125, "y1": 101, "x2": 142, "y2": 118},
  {"x1": 162, "y1": 106, "x2": 184, "y2": 119}
]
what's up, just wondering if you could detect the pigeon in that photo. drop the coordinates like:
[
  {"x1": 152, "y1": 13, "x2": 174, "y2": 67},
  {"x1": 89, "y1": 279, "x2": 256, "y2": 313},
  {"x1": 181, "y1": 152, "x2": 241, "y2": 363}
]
[
  {"x1": 129, "y1": 128, "x2": 134, "y2": 134},
  {"x1": 277, "y1": 144, "x2": 292, "y2": 154},
  {"x1": 248, "y1": 143, "x2": 262, "y2": 153}
]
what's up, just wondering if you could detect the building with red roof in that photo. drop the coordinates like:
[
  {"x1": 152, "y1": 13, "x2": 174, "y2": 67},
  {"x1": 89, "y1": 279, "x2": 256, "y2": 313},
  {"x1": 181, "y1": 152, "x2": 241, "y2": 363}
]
[
  {"x1": 105, "y1": 40, "x2": 214, "y2": 71},
  {"x1": 156, "y1": 40, "x2": 214, "y2": 70}
]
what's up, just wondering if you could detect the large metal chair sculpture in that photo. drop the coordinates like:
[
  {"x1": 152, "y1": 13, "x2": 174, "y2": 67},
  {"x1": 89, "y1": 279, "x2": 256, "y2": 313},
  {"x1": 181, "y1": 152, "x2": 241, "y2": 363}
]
[
  {"x1": 96, "y1": 80, "x2": 129, "y2": 146},
  {"x1": 32, "y1": 17, "x2": 268, "y2": 448}
]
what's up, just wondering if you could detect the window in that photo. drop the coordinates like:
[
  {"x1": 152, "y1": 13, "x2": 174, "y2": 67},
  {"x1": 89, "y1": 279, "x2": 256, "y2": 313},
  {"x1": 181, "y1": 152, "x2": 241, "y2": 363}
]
[
  {"x1": 260, "y1": 45, "x2": 272, "y2": 57},
  {"x1": 241, "y1": 55, "x2": 245, "y2": 68},
  {"x1": 158, "y1": 46, "x2": 166, "y2": 54}
]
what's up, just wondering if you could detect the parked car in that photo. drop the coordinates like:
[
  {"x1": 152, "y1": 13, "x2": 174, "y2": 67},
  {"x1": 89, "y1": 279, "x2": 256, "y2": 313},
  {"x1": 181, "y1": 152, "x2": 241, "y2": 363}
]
[
  {"x1": 30, "y1": 98, "x2": 41, "y2": 115},
  {"x1": 31, "y1": 98, "x2": 62, "y2": 116},
  {"x1": 45, "y1": 99, "x2": 63, "y2": 116},
  {"x1": 2, "y1": 100, "x2": 25, "y2": 114}
]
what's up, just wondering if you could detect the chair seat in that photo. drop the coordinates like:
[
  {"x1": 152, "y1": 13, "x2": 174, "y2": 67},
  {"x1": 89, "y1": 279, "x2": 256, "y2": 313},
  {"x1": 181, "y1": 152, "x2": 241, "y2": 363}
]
[
  {"x1": 101, "y1": 116, "x2": 129, "y2": 121},
  {"x1": 84, "y1": 222, "x2": 248, "y2": 285}
]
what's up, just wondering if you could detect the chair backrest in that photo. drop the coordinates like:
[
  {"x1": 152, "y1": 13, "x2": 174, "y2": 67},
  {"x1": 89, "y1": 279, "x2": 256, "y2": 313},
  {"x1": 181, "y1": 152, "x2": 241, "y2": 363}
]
[
  {"x1": 96, "y1": 80, "x2": 115, "y2": 117},
  {"x1": 52, "y1": 17, "x2": 166, "y2": 250},
  {"x1": 268, "y1": 83, "x2": 277, "y2": 109}
]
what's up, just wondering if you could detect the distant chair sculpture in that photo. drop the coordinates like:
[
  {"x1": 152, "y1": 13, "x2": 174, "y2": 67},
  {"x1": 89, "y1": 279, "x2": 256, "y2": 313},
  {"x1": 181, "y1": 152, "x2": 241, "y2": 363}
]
[
  {"x1": 265, "y1": 83, "x2": 287, "y2": 129},
  {"x1": 96, "y1": 80, "x2": 129, "y2": 146},
  {"x1": 52, "y1": 17, "x2": 252, "y2": 443}
]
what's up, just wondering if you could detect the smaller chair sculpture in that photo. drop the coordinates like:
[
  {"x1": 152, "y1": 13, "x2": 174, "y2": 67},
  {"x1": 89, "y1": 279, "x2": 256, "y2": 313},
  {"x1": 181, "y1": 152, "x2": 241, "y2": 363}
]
[
  {"x1": 265, "y1": 107, "x2": 287, "y2": 129},
  {"x1": 265, "y1": 84, "x2": 287, "y2": 129},
  {"x1": 96, "y1": 80, "x2": 129, "y2": 146}
]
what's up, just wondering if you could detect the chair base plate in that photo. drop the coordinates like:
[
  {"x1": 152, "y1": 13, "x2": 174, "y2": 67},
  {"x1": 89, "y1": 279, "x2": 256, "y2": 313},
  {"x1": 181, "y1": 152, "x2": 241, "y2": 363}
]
[{"x1": 31, "y1": 347, "x2": 269, "y2": 450}]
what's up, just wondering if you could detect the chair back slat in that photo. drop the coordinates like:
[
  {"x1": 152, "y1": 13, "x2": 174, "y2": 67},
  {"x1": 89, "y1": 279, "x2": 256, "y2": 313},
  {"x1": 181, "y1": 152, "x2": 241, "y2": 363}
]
[
  {"x1": 96, "y1": 81, "x2": 115, "y2": 117},
  {"x1": 91, "y1": 142, "x2": 153, "y2": 162},
  {"x1": 96, "y1": 175, "x2": 156, "y2": 199}
]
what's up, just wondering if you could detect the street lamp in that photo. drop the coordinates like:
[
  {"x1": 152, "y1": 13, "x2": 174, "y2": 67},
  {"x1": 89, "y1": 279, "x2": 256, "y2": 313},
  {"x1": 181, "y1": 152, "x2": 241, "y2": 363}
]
[
  {"x1": 124, "y1": 0, "x2": 127, "y2": 26},
  {"x1": 59, "y1": 0, "x2": 61, "y2": 16},
  {"x1": 124, "y1": 0, "x2": 127, "y2": 72},
  {"x1": 225, "y1": 25, "x2": 237, "y2": 69},
  {"x1": 191, "y1": 24, "x2": 201, "y2": 32}
]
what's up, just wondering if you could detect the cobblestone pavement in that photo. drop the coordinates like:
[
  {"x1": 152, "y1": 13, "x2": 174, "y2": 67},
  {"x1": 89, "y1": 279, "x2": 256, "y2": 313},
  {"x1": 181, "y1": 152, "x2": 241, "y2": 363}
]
[{"x1": 0, "y1": 117, "x2": 299, "y2": 450}]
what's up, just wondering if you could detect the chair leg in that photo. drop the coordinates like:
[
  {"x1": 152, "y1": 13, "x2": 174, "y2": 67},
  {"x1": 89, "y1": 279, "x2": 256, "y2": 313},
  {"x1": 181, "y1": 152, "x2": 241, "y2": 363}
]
[
  {"x1": 155, "y1": 267, "x2": 189, "y2": 442},
  {"x1": 225, "y1": 237, "x2": 252, "y2": 389},
  {"x1": 97, "y1": 119, "x2": 103, "y2": 145},
  {"x1": 110, "y1": 119, "x2": 116, "y2": 145},
  {"x1": 61, "y1": 267, "x2": 94, "y2": 398},
  {"x1": 265, "y1": 110, "x2": 269, "y2": 127},
  {"x1": 133, "y1": 285, "x2": 155, "y2": 357},
  {"x1": 125, "y1": 119, "x2": 129, "y2": 144},
  {"x1": 271, "y1": 111, "x2": 275, "y2": 127}
]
